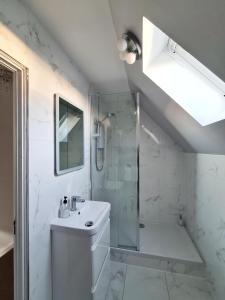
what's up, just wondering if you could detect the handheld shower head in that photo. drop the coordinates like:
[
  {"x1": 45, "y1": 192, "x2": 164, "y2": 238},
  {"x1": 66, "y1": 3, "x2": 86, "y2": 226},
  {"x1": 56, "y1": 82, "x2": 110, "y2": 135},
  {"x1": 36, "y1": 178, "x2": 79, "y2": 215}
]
[
  {"x1": 107, "y1": 112, "x2": 115, "y2": 118},
  {"x1": 101, "y1": 112, "x2": 116, "y2": 122}
]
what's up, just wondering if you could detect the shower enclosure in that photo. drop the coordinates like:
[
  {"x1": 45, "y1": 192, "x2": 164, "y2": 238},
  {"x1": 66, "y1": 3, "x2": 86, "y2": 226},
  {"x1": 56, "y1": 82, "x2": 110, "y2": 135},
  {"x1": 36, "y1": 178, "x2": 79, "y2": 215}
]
[{"x1": 90, "y1": 92, "x2": 140, "y2": 250}]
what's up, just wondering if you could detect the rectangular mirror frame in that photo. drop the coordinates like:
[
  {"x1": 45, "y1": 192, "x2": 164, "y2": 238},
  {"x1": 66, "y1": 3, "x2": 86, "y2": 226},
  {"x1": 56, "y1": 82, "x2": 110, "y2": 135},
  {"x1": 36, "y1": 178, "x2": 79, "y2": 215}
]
[{"x1": 54, "y1": 93, "x2": 84, "y2": 175}]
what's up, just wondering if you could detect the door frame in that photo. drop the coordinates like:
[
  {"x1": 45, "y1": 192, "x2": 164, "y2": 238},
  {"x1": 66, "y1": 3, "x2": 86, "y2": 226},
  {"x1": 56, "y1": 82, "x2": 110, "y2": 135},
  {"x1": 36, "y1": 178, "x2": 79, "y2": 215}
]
[{"x1": 0, "y1": 49, "x2": 29, "y2": 300}]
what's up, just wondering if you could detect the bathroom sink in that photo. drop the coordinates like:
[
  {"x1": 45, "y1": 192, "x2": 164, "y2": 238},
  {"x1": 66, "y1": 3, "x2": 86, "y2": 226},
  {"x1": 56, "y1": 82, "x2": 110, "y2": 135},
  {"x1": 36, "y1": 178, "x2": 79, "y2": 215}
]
[
  {"x1": 52, "y1": 200, "x2": 111, "y2": 300},
  {"x1": 51, "y1": 200, "x2": 110, "y2": 236}
]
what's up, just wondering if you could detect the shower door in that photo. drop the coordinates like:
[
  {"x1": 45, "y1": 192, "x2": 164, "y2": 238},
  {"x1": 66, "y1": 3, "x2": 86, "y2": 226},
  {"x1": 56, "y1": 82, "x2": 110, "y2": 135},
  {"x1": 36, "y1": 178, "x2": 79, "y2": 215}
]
[{"x1": 91, "y1": 92, "x2": 139, "y2": 250}]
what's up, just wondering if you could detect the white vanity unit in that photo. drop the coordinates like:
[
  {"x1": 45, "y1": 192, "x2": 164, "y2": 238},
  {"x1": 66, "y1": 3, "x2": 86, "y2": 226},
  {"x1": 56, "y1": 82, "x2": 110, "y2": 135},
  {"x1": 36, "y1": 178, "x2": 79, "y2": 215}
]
[{"x1": 51, "y1": 200, "x2": 111, "y2": 300}]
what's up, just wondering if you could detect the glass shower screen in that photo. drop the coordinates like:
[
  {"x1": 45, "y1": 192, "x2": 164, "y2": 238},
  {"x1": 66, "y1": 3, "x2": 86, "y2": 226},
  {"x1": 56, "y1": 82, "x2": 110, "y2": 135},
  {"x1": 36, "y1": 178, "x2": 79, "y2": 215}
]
[{"x1": 90, "y1": 92, "x2": 139, "y2": 250}]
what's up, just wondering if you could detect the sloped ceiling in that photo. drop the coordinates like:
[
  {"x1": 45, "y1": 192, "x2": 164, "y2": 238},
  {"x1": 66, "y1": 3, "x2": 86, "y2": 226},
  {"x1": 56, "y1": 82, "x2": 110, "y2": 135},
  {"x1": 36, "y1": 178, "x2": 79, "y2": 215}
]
[
  {"x1": 20, "y1": 0, "x2": 129, "y2": 93},
  {"x1": 21, "y1": 0, "x2": 225, "y2": 154}
]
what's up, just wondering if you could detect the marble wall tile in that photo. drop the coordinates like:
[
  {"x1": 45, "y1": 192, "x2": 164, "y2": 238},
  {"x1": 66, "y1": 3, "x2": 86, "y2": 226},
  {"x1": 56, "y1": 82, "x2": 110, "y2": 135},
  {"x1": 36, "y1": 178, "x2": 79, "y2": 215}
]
[
  {"x1": 0, "y1": 1, "x2": 90, "y2": 300},
  {"x1": 184, "y1": 154, "x2": 225, "y2": 300},
  {"x1": 140, "y1": 108, "x2": 185, "y2": 226}
]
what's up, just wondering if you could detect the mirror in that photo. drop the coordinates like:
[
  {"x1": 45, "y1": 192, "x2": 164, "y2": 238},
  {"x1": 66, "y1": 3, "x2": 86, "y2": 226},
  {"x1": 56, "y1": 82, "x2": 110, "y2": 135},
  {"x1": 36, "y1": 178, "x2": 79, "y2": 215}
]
[{"x1": 55, "y1": 94, "x2": 84, "y2": 175}]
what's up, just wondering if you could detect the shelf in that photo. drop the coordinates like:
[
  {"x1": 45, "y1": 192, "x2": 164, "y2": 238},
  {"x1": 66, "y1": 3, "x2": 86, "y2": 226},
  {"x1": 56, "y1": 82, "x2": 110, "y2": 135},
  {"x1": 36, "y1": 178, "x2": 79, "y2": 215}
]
[{"x1": 0, "y1": 231, "x2": 14, "y2": 258}]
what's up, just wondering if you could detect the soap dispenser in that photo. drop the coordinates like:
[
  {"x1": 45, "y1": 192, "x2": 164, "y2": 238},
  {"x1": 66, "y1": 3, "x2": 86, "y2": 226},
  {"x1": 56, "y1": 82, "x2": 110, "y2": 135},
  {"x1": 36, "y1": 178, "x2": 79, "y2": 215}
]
[{"x1": 58, "y1": 196, "x2": 70, "y2": 218}]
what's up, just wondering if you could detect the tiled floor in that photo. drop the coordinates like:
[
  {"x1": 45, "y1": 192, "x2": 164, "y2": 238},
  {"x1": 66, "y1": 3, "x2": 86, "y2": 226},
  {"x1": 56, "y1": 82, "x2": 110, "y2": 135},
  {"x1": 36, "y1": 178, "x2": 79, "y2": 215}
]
[
  {"x1": 140, "y1": 223, "x2": 203, "y2": 263},
  {"x1": 106, "y1": 261, "x2": 214, "y2": 300}
]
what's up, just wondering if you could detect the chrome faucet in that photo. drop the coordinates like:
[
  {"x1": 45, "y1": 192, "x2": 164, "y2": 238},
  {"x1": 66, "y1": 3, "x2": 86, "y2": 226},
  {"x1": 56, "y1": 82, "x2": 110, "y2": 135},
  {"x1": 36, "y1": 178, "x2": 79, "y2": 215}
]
[
  {"x1": 70, "y1": 196, "x2": 77, "y2": 211},
  {"x1": 70, "y1": 196, "x2": 85, "y2": 211}
]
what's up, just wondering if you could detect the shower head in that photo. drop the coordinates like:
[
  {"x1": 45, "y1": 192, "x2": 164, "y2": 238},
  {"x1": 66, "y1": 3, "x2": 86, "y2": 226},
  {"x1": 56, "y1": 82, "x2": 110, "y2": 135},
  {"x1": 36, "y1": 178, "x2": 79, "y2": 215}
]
[
  {"x1": 106, "y1": 112, "x2": 115, "y2": 118},
  {"x1": 101, "y1": 112, "x2": 115, "y2": 122}
]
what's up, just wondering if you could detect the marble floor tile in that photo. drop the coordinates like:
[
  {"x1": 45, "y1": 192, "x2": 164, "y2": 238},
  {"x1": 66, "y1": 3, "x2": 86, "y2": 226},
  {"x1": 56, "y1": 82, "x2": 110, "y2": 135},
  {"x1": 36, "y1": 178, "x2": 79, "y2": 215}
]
[
  {"x1": 166, "y1": 272, "x2": 214, "y2": 300},
  {"x1": 123, "y1": 265, "x2": 169, "y2": 300},
  {"x1": 106, "y1": 261, "x2": 127, "y2": 300}
]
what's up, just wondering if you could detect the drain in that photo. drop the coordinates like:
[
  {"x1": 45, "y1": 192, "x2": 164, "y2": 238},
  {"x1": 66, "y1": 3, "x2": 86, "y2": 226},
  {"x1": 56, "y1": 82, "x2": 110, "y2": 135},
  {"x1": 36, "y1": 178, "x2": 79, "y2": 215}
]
[
  {"x1": 139, "y1": 223, "x2": 145, "y2": 228},
  {"x1": 85, "y1": 221, "x2": 94, "y2": 227}
]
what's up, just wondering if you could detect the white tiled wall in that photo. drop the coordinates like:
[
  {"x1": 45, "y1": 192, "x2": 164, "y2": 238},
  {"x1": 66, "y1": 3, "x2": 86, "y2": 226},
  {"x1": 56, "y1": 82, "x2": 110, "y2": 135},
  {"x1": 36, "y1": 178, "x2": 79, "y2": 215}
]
[
  {"x1": 184, "y1": 153, "x2": 225, "y2": 300},
  {"x1": 140, "y1": 108, "x2": 225, "y2": 299},
  {"x1": 140, "y1": 108, "x2": 185, "y2": 226},
  {"x1": 0, "y1": 1, "x2": 90, "y2": 299}
]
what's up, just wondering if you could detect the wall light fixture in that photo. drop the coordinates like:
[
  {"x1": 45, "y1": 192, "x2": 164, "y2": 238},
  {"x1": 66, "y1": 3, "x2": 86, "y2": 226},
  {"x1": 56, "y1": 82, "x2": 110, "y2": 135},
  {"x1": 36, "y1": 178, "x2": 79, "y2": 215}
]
[{"x1": 117, "y1": 32, "x2": 141, "y2": 65}]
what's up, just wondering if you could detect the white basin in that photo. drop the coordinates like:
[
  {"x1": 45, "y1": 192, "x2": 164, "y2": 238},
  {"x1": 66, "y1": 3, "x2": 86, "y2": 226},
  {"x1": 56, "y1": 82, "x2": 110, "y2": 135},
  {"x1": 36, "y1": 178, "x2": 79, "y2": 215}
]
[
  {"x1": 51, "y1": 200, "x2": 110, "y2": 236},
  {"x1": 51, "y1": 200, "x2": 111, "y2": 300}
]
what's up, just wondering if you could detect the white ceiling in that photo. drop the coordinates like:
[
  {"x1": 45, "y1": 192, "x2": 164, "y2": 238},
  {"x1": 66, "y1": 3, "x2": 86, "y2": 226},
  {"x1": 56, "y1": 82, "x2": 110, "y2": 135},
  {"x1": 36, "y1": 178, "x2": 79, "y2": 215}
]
[
  {"x1": 21, "y1": 0, "x2": 225, "y2": 154},
  {"x1": 21, "y1": 0, "x2": 129, "y2": 93}
]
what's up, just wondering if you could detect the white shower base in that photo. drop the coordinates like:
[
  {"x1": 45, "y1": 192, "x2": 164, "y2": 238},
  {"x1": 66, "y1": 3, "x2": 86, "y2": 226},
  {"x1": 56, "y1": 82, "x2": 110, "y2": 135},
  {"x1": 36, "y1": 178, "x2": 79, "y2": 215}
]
[
  {"x1": 0, "y1": 231, "x2": 14, "y2": 258},
  {"x1": 140, "y1": 223, "x2": 202, "y2": 263}
]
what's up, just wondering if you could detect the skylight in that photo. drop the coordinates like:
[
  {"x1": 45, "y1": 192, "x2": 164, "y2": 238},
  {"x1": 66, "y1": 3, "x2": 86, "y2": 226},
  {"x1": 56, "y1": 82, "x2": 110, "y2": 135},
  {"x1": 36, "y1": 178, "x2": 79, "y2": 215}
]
[{"x1": 143, "y1": 16, "x2": 225, "y2": 126}]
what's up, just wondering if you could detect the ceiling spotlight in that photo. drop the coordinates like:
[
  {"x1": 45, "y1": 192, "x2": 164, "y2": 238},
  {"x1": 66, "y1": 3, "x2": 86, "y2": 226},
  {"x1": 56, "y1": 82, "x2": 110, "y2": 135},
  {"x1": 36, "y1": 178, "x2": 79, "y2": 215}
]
[{"x1": 117, "y1": 31, "x2": 141, "y2": 65}]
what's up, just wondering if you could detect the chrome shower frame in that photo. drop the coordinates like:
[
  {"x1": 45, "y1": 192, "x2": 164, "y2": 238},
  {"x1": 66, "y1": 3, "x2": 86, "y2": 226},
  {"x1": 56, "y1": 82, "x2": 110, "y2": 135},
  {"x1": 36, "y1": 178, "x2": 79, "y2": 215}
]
[
  {"x1": 136, "y1": 92, "x2": 140, "y2": 251},
  {"x1": 89, "y1": 91, "x2": 141, "y2": 251}
]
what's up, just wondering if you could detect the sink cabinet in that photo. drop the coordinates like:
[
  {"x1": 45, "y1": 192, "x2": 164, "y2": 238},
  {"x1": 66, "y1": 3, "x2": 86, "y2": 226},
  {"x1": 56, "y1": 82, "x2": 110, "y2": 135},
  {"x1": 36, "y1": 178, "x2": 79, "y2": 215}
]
[{"x1": 51, "y1": 201, "x2": 111, "y2": 300}]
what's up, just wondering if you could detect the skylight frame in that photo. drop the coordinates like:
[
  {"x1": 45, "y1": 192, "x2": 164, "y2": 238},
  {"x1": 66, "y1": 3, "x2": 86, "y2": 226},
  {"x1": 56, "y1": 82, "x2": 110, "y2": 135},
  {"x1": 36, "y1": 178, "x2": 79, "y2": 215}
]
[{"x1": 143, "y1": 16, "x2": 225, "y2": 126}]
